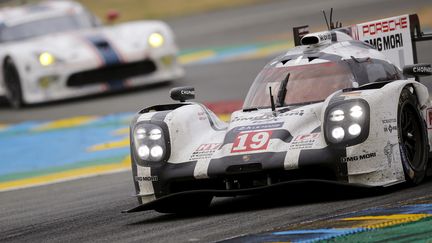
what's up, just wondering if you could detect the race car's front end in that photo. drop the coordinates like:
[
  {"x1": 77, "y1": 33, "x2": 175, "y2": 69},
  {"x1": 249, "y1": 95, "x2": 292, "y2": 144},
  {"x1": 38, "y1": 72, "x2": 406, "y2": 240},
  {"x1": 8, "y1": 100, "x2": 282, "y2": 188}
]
[
  {"x1": 127, "y1": 82, "x2": 428, "y2": 212},
  {"x1": 11, "y1": 21, "x2": 183, "y2": 105}
]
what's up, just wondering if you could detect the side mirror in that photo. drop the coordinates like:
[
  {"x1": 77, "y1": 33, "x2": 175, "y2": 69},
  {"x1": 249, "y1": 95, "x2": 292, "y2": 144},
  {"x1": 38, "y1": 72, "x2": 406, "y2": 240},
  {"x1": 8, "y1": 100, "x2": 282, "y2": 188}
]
[
  {"x1": 170, "y1": 87, "x2": 195, "y2": 102},
  {"x1": 403, "y1": 63, "x2": 432, "y2": 77},
  {"x1": 106, "y1": 10, "x2": 120, "y2": 23}
]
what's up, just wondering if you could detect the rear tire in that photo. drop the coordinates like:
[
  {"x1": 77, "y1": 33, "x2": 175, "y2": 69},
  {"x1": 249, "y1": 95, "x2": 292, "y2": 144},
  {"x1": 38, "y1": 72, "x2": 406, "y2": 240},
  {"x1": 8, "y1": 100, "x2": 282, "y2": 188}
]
[
  {"x1": 154, "y1": 195, "x2": 213, "y2": 214},
  {"x1": 397, "y1": 87, "x2": 428, "y2": 185},
  {"x1": 3, "y1": 58, "x2": 24, "y2": 109}
]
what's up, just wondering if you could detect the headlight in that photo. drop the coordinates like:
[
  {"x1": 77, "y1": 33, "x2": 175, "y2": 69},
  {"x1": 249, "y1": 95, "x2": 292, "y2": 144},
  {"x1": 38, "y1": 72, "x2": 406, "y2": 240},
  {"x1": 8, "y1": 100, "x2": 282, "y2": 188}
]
[
  {"x1": 324, "y1": 99, "x2": 369, "y2": 146},
  {"x1": 149, "y1": 128, "x2": 162, "y2": 140},
  {"x1": 39, "y1": 52, "x2": 56, "y2": 66},
  {"x1": 133, "y1": 124, "x2": 167, "y2": 162},
  {"x1": 148, "y1": 33, "x2": 164, "y2": 48},
  {"x1": 331, "y1": 127, "x2": 345, "y2": 141},
  {"x1": 329, "y1": 109, "x2": 344, "y2": 122},
  {"x1": 137, "y1": 145, "x2": 150, "y2": 160},
  {"x1": 350, "y1": 105, "x2": 363, "y2": 118},
  {"x1": 348, "y1": 124, "x2": 361, "y2": 136},
  {"x1": 150, "y1": 145, "x2": 164, "y2": 160}
]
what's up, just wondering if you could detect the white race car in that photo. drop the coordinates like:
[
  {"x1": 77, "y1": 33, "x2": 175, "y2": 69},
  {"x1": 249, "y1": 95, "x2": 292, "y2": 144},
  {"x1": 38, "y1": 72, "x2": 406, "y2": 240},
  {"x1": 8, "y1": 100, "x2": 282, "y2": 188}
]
[
  {"x1": 0, "y1": 0, "x2": 184, "y2": 108},
  {"x1": 125, "y1": 13, "x2": 432, "y2": 213}
]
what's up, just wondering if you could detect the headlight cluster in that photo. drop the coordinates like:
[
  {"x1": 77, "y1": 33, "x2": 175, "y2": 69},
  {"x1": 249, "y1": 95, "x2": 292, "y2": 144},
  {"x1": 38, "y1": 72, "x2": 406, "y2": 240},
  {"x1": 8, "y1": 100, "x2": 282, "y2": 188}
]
[
  {"x1": 325, "y1": 100, "x2": 369, "y2": 146},
  {"x1": 133, "y1": 124, "x2": 167, "y2": 162},
  {"x1": 39, "y1": 52, "x2": 56, "y2": 66},
  {"x1": 148, "y1": 32, "x2": 164, "y2": 48}
]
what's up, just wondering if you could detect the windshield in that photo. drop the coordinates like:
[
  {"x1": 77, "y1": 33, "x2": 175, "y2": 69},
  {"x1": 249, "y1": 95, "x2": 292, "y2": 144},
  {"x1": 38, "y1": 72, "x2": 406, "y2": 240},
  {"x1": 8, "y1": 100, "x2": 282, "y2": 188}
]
[
  {"x1": 243, "y1": 62, "x2": 355, "y2": 109},
  {"x1": 0, "y1": 14, "x2": 95, "y2": 42}
]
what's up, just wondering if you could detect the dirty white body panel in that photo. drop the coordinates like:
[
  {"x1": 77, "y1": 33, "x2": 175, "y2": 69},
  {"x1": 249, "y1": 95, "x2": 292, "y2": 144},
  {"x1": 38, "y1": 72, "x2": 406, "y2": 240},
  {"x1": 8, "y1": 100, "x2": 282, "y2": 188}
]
[{"x1": 128, "y1": 14, "x2": 432, "y2": 206}]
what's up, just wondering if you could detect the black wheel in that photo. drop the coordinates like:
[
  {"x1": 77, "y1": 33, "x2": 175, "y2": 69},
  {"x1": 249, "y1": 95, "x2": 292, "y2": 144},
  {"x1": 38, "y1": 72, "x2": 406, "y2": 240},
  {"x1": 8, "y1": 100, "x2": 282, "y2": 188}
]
[
  {"x1": 398, "y1": 87, "x2": 428, "y2": 184},
  {"x1": 154, "y1": 195, "x2": 213, "y2": 214},
  {"x1": 3, "y1": 58, "x2": 24, "y2": 109}
]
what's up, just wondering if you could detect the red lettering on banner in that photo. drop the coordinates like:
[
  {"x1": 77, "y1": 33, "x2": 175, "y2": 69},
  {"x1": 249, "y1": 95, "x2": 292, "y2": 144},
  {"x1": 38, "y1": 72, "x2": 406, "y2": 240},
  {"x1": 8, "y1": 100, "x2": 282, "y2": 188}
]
[{"x1": 362, "y1": 17, "x2": 407, "y2": 36}]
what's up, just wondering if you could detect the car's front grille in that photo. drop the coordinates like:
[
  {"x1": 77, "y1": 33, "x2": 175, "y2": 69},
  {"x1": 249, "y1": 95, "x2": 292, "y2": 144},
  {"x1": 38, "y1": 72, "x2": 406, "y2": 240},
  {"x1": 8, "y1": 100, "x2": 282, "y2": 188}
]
[{"x1": 67, "y1": 59, "x2": 157, "y2": 87}]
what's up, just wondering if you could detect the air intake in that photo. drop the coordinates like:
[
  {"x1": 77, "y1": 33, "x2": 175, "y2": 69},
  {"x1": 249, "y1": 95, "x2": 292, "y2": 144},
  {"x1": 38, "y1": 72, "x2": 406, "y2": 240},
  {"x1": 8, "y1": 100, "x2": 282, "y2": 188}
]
[
  {"x1": 300, "y1": 31, "x2": 334, "y2": 46},
  {"x1": 301, "y1": 36, "x2": 320, "y2": 45}
]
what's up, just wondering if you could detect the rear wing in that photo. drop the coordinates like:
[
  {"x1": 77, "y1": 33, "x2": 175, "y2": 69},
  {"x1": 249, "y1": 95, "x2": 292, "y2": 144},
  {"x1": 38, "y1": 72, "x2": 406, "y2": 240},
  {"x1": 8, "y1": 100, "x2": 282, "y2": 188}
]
[
  {"x1": 293, "y1": 14, "x2": 432, "y2": 69},
  {"x1": 408, "y1": 14, "x2": 432, "y2": 64}
]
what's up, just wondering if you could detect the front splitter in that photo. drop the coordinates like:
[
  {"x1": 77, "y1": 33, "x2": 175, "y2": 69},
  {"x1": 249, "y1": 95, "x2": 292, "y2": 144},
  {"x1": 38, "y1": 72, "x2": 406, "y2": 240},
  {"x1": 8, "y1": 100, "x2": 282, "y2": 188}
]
[{"x1": 123, "y1": 179, "x2": 378, "y2": 213}]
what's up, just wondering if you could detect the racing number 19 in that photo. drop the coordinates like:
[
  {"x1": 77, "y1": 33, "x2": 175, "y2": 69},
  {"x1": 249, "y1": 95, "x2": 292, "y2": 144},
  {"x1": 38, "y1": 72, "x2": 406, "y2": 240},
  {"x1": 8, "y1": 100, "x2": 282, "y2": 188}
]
[{"x1": 231, "y1": 131, "x2": 272, "y2": 153}]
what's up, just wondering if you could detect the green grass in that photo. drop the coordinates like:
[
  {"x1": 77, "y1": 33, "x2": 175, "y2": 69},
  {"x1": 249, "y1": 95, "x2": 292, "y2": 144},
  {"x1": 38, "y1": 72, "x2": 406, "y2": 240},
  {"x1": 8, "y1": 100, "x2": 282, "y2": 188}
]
[
  {"x1": 78, "y1": 0, "x2": 264, "y2": 22},
  {"x1": 1, "y1": 0, "x2": 264, "y2": 22}
]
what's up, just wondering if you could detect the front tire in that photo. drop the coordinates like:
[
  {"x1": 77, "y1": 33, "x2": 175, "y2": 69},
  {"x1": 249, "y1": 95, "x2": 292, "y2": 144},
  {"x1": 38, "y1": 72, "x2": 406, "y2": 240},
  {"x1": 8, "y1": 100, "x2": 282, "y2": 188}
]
[
  {"x1": 397, "y1": 87, "x2": 428, "y2": 184},
  {"x1": 3, "y1": 58, "x2": 24, "y2": 109}
]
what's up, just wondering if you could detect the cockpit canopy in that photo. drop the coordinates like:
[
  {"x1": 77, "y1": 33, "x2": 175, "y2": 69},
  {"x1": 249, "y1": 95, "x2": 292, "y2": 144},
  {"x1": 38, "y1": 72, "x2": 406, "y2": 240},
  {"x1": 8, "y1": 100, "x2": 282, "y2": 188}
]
[{"x1": 243, "y1": 58, "x2": 402, "y2": 110}]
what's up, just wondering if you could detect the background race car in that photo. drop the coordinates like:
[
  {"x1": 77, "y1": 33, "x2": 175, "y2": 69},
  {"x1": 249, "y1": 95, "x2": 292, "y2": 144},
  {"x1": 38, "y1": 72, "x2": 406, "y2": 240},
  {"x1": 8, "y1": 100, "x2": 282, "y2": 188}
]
[
  {"x1": 0, "y1": 0, "x2": 184, "y2": 108},
  {"x1": 125, "y1": 13, "x2": 432, "y2": 214}
]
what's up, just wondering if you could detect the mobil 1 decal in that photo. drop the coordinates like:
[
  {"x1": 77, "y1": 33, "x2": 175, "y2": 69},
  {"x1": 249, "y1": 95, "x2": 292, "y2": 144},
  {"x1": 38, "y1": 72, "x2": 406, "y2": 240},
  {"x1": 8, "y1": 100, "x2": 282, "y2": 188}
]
[{"x1": 356, "y1": 15, "x2": 413, "y2": 68}]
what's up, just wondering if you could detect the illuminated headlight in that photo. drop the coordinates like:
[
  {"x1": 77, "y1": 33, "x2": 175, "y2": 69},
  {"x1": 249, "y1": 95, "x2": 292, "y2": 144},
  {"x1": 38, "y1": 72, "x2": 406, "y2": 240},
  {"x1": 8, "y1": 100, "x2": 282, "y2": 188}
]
[
  {"x1": 39, "y1": 52, "x2": 56, "y2": 66},
  {"x1": 148, "y1": 33, "x2": 164, "y2": 48},
  {"x1": 136, "y1": 128, "x2": 146, "y2": 139},
  {"x1": 133, "y1": 124, "x2": 167, "y2": 162},
  {"x1": 329, "y1": 109, "x2": 344, "y2": 122},
  {"x1": 350, "y1": 105, "x2": 363, "y2": 118},
  {"x1": 325, "y1": 99, "x2": 369, "y2": 146},
  {"x1": 150, "y1": 145, "x2": 164, "y2": 160},
  {"x1": 348, "y1": 124, "x2": 361, "y2": 136},
  {"x1": 149, "y1": 128, "x2": 162, "y2": 140},
  {"x1": 331, "y1": 127, "x2": 345, "y2": 141},
  {"x1": 137, "y1": 145, "x2": 150, "y2": 160}
]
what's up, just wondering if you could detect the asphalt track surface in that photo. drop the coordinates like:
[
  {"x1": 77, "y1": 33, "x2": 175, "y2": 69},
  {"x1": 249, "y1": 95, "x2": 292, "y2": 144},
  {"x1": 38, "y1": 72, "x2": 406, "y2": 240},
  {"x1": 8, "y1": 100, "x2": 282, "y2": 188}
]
[{"x1": 1, "y1": 0, "x2": 432, "y2": 242}]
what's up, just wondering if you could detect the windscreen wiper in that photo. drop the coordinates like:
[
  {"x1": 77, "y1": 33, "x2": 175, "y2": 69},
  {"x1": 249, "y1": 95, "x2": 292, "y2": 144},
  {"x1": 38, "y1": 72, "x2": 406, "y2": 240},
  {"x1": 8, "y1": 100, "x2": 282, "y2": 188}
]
[{"x1": 277, "y1": 73, "x2": 290, "y2": 107}]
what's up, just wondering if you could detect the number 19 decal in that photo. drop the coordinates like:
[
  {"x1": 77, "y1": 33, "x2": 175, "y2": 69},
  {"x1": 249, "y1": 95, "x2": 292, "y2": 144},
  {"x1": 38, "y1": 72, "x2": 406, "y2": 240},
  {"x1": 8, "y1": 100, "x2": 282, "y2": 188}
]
[{"x1": 231, "y1": 131, "x2": 272, "y2": 153}]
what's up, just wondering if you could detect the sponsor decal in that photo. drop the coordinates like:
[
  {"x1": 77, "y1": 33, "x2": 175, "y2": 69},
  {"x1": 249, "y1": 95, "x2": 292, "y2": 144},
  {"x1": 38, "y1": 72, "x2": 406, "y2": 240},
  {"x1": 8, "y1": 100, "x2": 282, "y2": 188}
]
[
  {"x1": 242, "y1": 155, "x2": 251, "y2": 162},
  {"x1": 364, "y1": 33, "x2": 404, "y2": 51},
  {"x1": 181, "y1": 90, "x2": 195, "y2": 95},
  {"x1": 231, "y1": 110, "x2": 305, "y2": 123},
  {"x1": 384, "y1": 141, "x2": 398, "y2": 166},
  {"x1": 383, "y1": 124, "x2": 397, "y2": 133},
  {"x1": 382, "y1": 118, "x2": 397, "y2": 133},
  {"x1": 341, "y1": 152, "x2": 377, "y2": 163},
  {"x1": 289, "y1": 133, "x2": 320, "y2": 150},
  {"x1": 361, "y1": 16, "x2": 408, "y2": 36},
  {"x1": 231, "y1": 130, "x2": 272, "y2": 153},
  {"x1": 382, "y1": 118, "x2": 397, "y2": 123},
  {"x1": 233, "y1": 122, "x2": 284, "y2": 132},
  {"x1": 427, "y1": 108, "x2": 432, "y2": 129},
  {"x1": 356, "y1": 15, "x2": 413, "y2": 68},
  {"x1": 413, "y1": 66, "x2": 432, "y2": 73},
  {"x1": 198, "y1": 111, "x2": 207, "y2": 121},
  {"x1": 190, "y1": 143, "x2": 221, "y2": 160},
  {"x1": 135, "y1": 176, "x2": 158, "y2": 182},
  {"x1": 318, "y1": 32, "x2": 332, "y2": 41}
]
